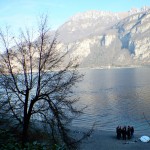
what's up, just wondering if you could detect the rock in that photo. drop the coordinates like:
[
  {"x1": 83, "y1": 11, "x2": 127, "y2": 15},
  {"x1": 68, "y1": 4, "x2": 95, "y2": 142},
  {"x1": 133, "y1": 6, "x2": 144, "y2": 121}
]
[{"x1": 55, "y1": 8, "x2": 150, "y2": 68}]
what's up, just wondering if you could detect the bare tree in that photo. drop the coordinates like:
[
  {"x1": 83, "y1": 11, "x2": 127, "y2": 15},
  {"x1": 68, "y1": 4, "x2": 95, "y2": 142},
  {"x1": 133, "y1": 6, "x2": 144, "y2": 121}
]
[{"x1": 0, "y1": 16, "x2": 89, "y2": 149}]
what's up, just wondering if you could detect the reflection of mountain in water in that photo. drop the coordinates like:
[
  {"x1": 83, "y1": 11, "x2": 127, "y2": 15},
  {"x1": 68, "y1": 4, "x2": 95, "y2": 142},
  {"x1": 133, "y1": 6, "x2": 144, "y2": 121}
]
[
  {"x1": 55, "y1": 7, "x2": 150, "y2": 68},
  {"x1": 72, "y1": 68, "x2": 150, "y2": 134}
]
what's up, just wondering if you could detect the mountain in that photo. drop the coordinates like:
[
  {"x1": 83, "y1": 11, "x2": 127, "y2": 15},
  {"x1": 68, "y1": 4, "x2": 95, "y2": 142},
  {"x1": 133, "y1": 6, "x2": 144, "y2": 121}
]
[{"x1": 55, "y1": 7, "x2": 150, "y2": 68}]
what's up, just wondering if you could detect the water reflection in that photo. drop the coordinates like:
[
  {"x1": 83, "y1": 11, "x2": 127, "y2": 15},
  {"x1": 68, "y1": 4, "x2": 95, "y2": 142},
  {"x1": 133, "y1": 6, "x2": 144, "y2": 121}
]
[{"x1": 73, "y1": 67, "x2": 150, "y2": 134}]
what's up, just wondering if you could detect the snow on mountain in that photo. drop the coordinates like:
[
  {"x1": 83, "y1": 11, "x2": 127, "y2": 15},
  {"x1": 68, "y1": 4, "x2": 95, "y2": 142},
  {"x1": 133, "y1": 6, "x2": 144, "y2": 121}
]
[
  {"x1": 57, "y1": 10, "x2": 125, "y2": 43},
  {"x1": 55, "y1": 7, "x2": 150, "y2": 68}
]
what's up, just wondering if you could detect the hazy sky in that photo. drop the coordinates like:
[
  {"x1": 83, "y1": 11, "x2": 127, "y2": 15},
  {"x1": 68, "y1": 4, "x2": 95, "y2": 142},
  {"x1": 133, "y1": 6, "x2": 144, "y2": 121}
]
[{"x1": 0, "y1": 0, "x2": 150, "y2": 33}]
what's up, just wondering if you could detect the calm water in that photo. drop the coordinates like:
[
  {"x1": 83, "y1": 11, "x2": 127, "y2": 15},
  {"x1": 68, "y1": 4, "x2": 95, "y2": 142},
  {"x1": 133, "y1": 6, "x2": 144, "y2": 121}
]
[{"x1": 72, "y1": 67, "x2": 150, "y2": 134}]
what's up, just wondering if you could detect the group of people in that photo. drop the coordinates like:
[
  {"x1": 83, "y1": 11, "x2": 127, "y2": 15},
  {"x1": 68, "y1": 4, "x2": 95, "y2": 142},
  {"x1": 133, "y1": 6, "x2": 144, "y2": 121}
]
[{"x1": 116, "y1": 126, "x2": 134, "y2": 140}]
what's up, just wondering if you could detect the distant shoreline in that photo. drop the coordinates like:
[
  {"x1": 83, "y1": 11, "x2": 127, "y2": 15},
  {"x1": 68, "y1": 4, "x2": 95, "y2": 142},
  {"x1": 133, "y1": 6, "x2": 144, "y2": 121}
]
[{"x1": 78, "y1": 65, "x2": 150, "y2": 70}]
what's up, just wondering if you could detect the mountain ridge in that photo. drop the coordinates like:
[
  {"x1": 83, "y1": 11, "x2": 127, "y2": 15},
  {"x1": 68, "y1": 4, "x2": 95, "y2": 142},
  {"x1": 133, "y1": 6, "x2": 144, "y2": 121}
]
[{"x1": 55, "y1": 7, "x2": 150, "y2": 68}]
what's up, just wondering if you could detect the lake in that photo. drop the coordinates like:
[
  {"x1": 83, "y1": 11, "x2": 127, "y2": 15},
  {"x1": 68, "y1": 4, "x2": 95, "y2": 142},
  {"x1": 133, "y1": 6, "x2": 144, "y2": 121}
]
[{"x1": 72, "y1": 67, "x2": 150, "y2": 134}]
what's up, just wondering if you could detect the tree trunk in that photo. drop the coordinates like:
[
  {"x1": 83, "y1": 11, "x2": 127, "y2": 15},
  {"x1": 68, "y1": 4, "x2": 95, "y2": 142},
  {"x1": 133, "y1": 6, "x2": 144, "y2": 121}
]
[
  {"x1": 22, "y1": 98, "x2": 35, "y2": 145},
  {"x1": 22, "y1": 90, "x2": 30, "y2": 144},
  {"x1": 22, "y1": 115, "x2": 29, "y2": 145}
]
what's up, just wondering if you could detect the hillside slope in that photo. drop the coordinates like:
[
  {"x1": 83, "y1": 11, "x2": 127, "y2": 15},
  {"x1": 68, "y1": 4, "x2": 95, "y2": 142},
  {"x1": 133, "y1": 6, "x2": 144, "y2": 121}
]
[{"x1": 55, "y1": 7, "x2": 150, "y2": 68}]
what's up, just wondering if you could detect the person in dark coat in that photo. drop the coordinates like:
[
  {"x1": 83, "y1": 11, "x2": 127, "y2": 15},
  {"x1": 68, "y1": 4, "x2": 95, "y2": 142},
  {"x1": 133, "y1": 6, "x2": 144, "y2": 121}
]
[
  {"x1": 130, "y1": 126, "x2": 134, "y2": 137},
  {"x1": 122, "y1": 126, "x2": 127, "y2": 140},
  {"x1": 116, "y1": 126, "x2": 122, "y2": 139},
  {"x1": 118, "y1": 126, "x2": 122, "y2": 139},
  {"x1": 127, "y1": 126, "x2": 131, "y2": 139}
]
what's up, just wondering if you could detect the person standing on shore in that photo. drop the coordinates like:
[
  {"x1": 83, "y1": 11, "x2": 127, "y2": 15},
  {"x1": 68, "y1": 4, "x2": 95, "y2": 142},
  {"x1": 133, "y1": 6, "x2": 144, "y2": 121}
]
[
  {"x1": 116, "y1": 126, "x2": 122, "y2": 139},
  {"x1": 122, "y1": 126, "x2": 127, "y2": 140},
  {"x1": 118, "y1": 126, "x2": 122, "y2": 139},
  {"x1": 131, "y1": 126, "x2": 134, "y2": 137},
  {"x1": 127, "y1": 126, "x2": 131, "y2": 139}
]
